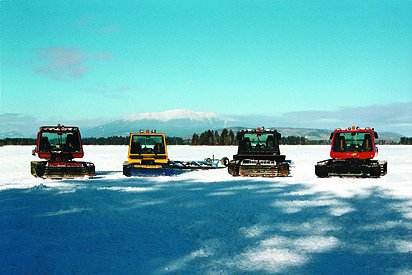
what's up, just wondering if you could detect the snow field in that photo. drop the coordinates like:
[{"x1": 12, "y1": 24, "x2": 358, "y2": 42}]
[{"x1": 0, "y1": 145, "x2": 411, "y2": 274}]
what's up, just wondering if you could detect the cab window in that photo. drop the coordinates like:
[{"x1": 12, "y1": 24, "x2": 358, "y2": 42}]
[
  {"x1": 239, "y1": 133, "x2": 279, "y2": 153},
  {"x1": 40, "y1": 132, "x2": 80, "y2": 152},
  {"x1": 333, "y1": 132, "x2": 372, "y2": 152},
  {"x1": 131, "y1": 135, "x2": 165, "y2": 154}
]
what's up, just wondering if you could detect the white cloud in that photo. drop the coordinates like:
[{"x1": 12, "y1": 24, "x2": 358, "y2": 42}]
[{"x1": 35, "y1": 47, "x2": 111, "y2": 81}]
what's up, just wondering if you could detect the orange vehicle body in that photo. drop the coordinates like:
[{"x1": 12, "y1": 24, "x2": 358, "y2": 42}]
[
  {"x1": 329, "y1": 126, "x2": 377, "y2": 160},
  {"x1": 31, "y1": 125, "x2": 95, "y2": 179},
  {"x1": 315, "y1": 126, "x2": 387, "y2": 178}
]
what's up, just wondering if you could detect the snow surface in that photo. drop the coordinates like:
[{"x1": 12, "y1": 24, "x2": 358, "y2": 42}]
[{"x1": 0, "y1": 145, "x2": 411, "y2": 274}]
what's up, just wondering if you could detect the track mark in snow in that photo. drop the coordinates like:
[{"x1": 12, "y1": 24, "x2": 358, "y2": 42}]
[
  {"x1": 390, "y1": 201, "x2": 412, "y2": 219},
  {"x1": 330, "y1": 206, "x2": 355, "y2": 216},
  {"x1": 272, "y1": 198, "x2": 355, "y2": 216},
  {"x1": 395, "y1": 269, "x2": 412, "y2": 275},
  {"x1": 360, "y1": 220, "x2": 411, "y2": 231},
  {"x1": 35, "y1": 207, "x2": 90, "y2": 217},
  {"x1": 240, "y1": 225, "x2": 271, "y2": 238},
  {"x1": 396, "y1": 240, "x2": 412, "y2": 253},
  {"x1": 207, "y1": 191, "x2": 237, "y2": 197},
  {"x1": 228, "y1": 235, "x2": 340, "y2": 272},
  {"x1": 260, "y1": 235, "x2": 340, "y2": 253},
  {"x1": 162, "y1": 247, "x2": 215, "y2": 274},
  {"x1": 229, "y1": 247, "x2": 306, "y2": 273},
  {"x1": 98, "y1": 186, "x2": 158, "y2": 192},
  {"x1": 276, "y1": 219, "x2": 340, "y2": 234}
]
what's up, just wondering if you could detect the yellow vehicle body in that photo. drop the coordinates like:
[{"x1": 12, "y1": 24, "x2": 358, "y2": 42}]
[
  {"x1": 126, "y1": 131, "x2": 169, "y2": 165},
  {"x1": 123, "y1": 130, "x2": 178, "y2": 176},
  {"x1": 123, "y1": 130, "x2": 225, "y2": 177}
]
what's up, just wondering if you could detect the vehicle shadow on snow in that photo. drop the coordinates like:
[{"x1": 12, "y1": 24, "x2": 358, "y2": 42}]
[{"x1": 0, "y1": 178, "x2": 411, "y2": 274}]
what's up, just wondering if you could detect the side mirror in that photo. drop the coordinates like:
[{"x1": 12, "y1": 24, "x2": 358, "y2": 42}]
[
  {"x1": 329, "y1": 133, "x2": 333, "y2": 140},
  {"x1": 277, "y1": 133, "x2": 281, "y2": 139},
  {"x1": 374, "y1": 132, "x2": 378, "y2": 139}
]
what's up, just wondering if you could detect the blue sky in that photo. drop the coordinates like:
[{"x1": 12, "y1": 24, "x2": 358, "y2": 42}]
[{"x1": 1, "y1": 0, "x2": 411, "y2": 134}]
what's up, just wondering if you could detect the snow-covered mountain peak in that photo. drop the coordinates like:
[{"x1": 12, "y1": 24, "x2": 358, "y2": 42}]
[{"x1": 125, "y1": 109, "x2": 221, "y2": 122}]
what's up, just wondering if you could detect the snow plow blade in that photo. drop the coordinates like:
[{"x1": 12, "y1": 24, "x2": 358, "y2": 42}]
[
  {"x1": 31, "y1": 161, "x2": 95, "y2": 179},
  {"x1": 228, "y1": 159, "x2": 290, "y2": 177},
  {"x1": 315, "y1": 159, "x2": 387, "y2": 178},
  {"x1": 123, "y1": 159, "x2": 225, "y2": 177},
  {"x1": 123, "y1": 164, "x2": 185, "y2": 177}
]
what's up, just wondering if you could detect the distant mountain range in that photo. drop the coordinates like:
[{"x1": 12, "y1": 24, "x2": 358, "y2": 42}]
[
  {"x1": 81, "y1": 109, "x2": 403, "y2": 141},
  {"x1": 83, "y1": 109, "x2": 231, "y2": 138},
  {"x1": 0, "y1": 109, "x2": 404, "y2": 142},
  {"x1": 0, "y1": 130, "x2": 27, "y2": 139}
]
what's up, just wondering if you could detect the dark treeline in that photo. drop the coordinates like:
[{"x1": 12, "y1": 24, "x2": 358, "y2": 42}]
[
  {"x1": 281, "y1": 136, "x2": 330, "y2": 145},
  {"x1": 280, "y1": 136, "x2": 308, "y2": 145},
  {"x1": 399, "y1": 137, "x2": 412, "y2": 145},
  {"x1": 82, "y1": 136, "x2": 129, "y2": 145},
  {"x1": 191, "y1": 129, "x2": 328, "y2": 145},
  {"x1": 1, "y1": 133, "x2": 410, "y2": 146},
  {"x1": 191, "y1": 129, "x2": 237, "y2": 145},
  {"x1": 305, "y1": 139, "x2": 331, "y2": 145},
  {"x1": 0, "y1": 138, "x2": 35, "y2": 146},
  {"x1": 166, "y1": 137, "x2": 190, "y2": 145}
]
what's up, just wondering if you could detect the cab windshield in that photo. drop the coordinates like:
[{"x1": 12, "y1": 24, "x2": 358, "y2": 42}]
[
  {"x1": 239, "y1": 133, "x2": 279, "y2": 153},
  {"x1": 333, "y1": 132, "x2": 373, "y2": 152},
  {"x1": 131, "y1": 135, "x2": 165, "y2": 154},
  {"x1": 40, "y1": 132, "x2": 81, "y2": 152}
]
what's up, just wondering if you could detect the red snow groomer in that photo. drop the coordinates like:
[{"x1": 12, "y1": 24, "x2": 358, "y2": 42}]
[
  {"x1": 31, "y1": 125, "x2": 95, "y2": 179},
  {"x1": 315, "y1": 126, "x2": 387, "y2": 178}
]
